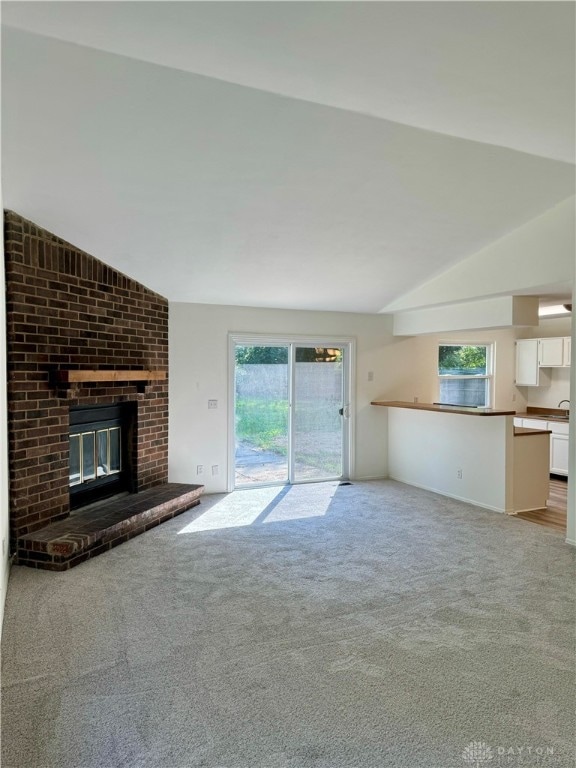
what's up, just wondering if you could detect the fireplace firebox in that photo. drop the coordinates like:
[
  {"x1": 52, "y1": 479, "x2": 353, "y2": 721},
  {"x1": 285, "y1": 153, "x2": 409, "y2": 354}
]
[{"x1": 69, "y1": 403, "x2": 135, "y2": 509}]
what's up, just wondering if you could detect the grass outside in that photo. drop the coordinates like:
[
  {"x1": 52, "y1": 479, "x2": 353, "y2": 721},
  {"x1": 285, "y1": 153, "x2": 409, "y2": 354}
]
[
  {"x1": 236, "y1": 398, "x2": 342, "y2": 474},
  {"x1": 236, "y1": 399, "x2": 289, "y2": 453}
]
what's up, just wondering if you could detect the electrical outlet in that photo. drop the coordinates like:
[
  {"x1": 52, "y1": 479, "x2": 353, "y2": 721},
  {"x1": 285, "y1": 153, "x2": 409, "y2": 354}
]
[
  {"x1": 212, "y1": 465, "x2": 219, "y2": 476},
  {"x1": 414, "y1": 396, "x2": 419, "y2": 403},
  {"x1": 196, "y1": 464, "x2": 203, "y2": 475},
  {"x1": 367, "y1": 371, "x2": 374, "y2": 382},
  {"x1": 457, "y1": 468, "x2": 463, "y2": 480},
  {"x1": 208, "y1": 399, "x2": 218, "y2": 409}
]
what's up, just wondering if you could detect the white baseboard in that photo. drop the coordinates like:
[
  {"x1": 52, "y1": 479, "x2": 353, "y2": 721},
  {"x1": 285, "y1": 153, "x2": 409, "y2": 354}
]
[
  {"x1": 350, "y1": 474, "x2": 388, "y2": 481},
  {"x1": 0, "y1": 558, "x2": 11, "y2": 643},
  {"x1": 388, "y1": 476, "x2": 506, "y2": 514}
]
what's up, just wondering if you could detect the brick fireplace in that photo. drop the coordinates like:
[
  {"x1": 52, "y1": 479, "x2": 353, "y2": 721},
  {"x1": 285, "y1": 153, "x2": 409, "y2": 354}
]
[{"x1": 4, "y1": 211, "x2": 202, "y2": 569}]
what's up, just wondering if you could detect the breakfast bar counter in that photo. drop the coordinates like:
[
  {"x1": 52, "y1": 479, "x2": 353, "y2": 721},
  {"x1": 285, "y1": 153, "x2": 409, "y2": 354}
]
[
  {"x1": 372, "y1": 400, "x2": 549, "y2": 514},
  {"x1": 371, "y1": 400, "x2": 515, "y2": 416}
]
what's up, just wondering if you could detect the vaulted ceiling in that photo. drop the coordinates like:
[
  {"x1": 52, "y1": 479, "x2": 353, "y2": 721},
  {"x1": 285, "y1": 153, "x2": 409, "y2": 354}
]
[{"x1": 2, "y1": 2, "x2": 575, "y2": 313}]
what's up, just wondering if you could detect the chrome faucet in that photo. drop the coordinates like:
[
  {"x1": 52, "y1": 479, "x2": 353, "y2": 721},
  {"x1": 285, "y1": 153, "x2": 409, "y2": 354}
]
[{"x1": 557, "y1": 399, "x2": 570, "y2": 412}]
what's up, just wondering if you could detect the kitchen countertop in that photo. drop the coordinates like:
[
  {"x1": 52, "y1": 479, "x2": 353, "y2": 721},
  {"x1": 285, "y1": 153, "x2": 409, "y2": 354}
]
[
  {"x1": 370, "y1": 400, "x2": 515, "y2": 416},
  {"x1": 514, "y1": 407, "x2": 570, "y2": 423},
  {"x1": 514, "y1": 427, "x2": 552, "y2": 436}
]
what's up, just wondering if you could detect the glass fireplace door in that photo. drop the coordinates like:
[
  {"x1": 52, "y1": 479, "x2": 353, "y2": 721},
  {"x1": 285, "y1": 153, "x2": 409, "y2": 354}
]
[
  {"x1": 69, "y1": 404, "x2": 130, "y2": 508},
  {"x1": 69, "y1": 427, "x2": 121, "y2": 487}
]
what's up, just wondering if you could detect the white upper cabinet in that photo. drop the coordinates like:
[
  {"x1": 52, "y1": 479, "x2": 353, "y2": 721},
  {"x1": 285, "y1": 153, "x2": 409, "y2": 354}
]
[
  {"x1": 516, "y1": 339, "x2": 550, "y2": 386},
  {"x1": 538, "y1": 337, "x2": 565, "y2": 367},
  {"x1": 516, "y1": 336, "x2": 572, "y2": 385},
  {"x1": 516, "y1": 339, "x2": 538, "y2": 386}
]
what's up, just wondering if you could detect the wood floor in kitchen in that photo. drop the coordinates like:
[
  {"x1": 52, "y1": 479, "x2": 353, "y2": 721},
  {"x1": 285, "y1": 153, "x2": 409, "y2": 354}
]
[{"x1": 515, "y1": 477, "x2": 568, "y2": 532}]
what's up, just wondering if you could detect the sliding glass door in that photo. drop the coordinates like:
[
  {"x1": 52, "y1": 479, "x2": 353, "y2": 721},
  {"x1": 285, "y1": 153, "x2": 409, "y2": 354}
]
[
  {"x1": 231, "y1": 338, "x2": 351, "y2": 488},
  {"x1": 234, "y1": 344, "x2": 290, "y2": 486},
  {"x1": 293, "y1": 346, "x2": 344, "y2": 481}
]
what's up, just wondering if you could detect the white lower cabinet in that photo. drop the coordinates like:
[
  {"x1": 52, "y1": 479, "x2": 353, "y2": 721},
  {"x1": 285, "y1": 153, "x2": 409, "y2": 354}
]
[
  {"x1": 514, "y1": 418, "x2": 570, "y2": 476},
  {"x1": 549, "y1": 422, "x2": 569, "y2": 476},
  {"x1": 550, "y1": 434, "x2": 569, "y2": 476},
  {"x1": 523, "y1": 418, "x2": 547, "y2": 430}
]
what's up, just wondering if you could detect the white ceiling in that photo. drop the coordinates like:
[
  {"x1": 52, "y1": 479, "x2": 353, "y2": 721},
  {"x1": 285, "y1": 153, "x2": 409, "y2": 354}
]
[{"x1": 2, "y1": 2, "x2": 575, "y2": 313}]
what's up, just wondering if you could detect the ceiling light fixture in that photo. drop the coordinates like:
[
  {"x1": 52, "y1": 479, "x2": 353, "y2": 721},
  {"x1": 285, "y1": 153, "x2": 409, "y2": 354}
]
[{"x1": 538, "y1": 304, "x2": 572, "y2": 317}]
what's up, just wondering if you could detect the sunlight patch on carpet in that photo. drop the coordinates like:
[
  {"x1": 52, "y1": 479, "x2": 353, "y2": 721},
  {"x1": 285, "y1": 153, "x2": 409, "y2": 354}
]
[{"x1": 177, "y1": 483, "x2": 335, "y2": 533}]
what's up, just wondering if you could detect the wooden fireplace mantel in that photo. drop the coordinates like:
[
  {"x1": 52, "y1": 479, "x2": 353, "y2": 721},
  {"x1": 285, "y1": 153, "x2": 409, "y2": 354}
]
[{"x1": 54, "y1": 369, "x2": 167, "y2": 384}]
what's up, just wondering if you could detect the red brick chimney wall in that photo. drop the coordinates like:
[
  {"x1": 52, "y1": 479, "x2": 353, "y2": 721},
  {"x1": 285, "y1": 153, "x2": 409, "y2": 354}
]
[{"x1": 4, "y1": 211, "x2": 169, "y2": 550}]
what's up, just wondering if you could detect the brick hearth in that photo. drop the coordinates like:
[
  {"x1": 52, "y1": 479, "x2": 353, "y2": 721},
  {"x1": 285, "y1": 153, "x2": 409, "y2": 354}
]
[{"x1": 16, "y1": 483, "x2": 204, "y2": 570}]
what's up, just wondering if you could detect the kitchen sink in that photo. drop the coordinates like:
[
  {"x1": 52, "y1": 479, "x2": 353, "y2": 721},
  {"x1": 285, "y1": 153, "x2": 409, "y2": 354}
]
[{"x1": 540, "y1": 414, "x2": 570, "y2": 420}]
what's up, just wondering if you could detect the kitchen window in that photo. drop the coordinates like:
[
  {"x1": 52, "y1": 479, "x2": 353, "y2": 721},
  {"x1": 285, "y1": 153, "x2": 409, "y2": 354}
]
[{"x1": 438, "y1": 344, "x2": 493, "y2": 407}]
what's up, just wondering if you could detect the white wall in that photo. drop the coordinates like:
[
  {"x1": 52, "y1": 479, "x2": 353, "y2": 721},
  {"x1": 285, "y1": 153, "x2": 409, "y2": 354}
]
[
  {"x1": 169, "y1": 303, "x2": 393, "y2": 492},
  {"x1": 0, "y1": 232, "x2": 11, "y2": 636},
  {"x1": 519, "y1": 367, "x2": 570, "y2": 409},
  {"x1": 387, "y1": 408, "x2": 512, "y2": 512},
  {"x1": 393, "y1": 296, "x2": 538, "y2": 336},
  {"x1": 522, "y1": 317, "x2": 573, "y2": 338},
  {"x1": 568, "y1": 302, "x2": 576, "y2": 545},
  {"x1": 0, "y1": 78, "x2": 9, "y2": 630}
]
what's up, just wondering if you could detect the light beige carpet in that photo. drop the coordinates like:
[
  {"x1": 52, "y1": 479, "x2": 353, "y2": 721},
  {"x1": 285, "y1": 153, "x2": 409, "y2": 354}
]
[{"x1": 1, "y1": 480, "x2": 574, "y2": 768}]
